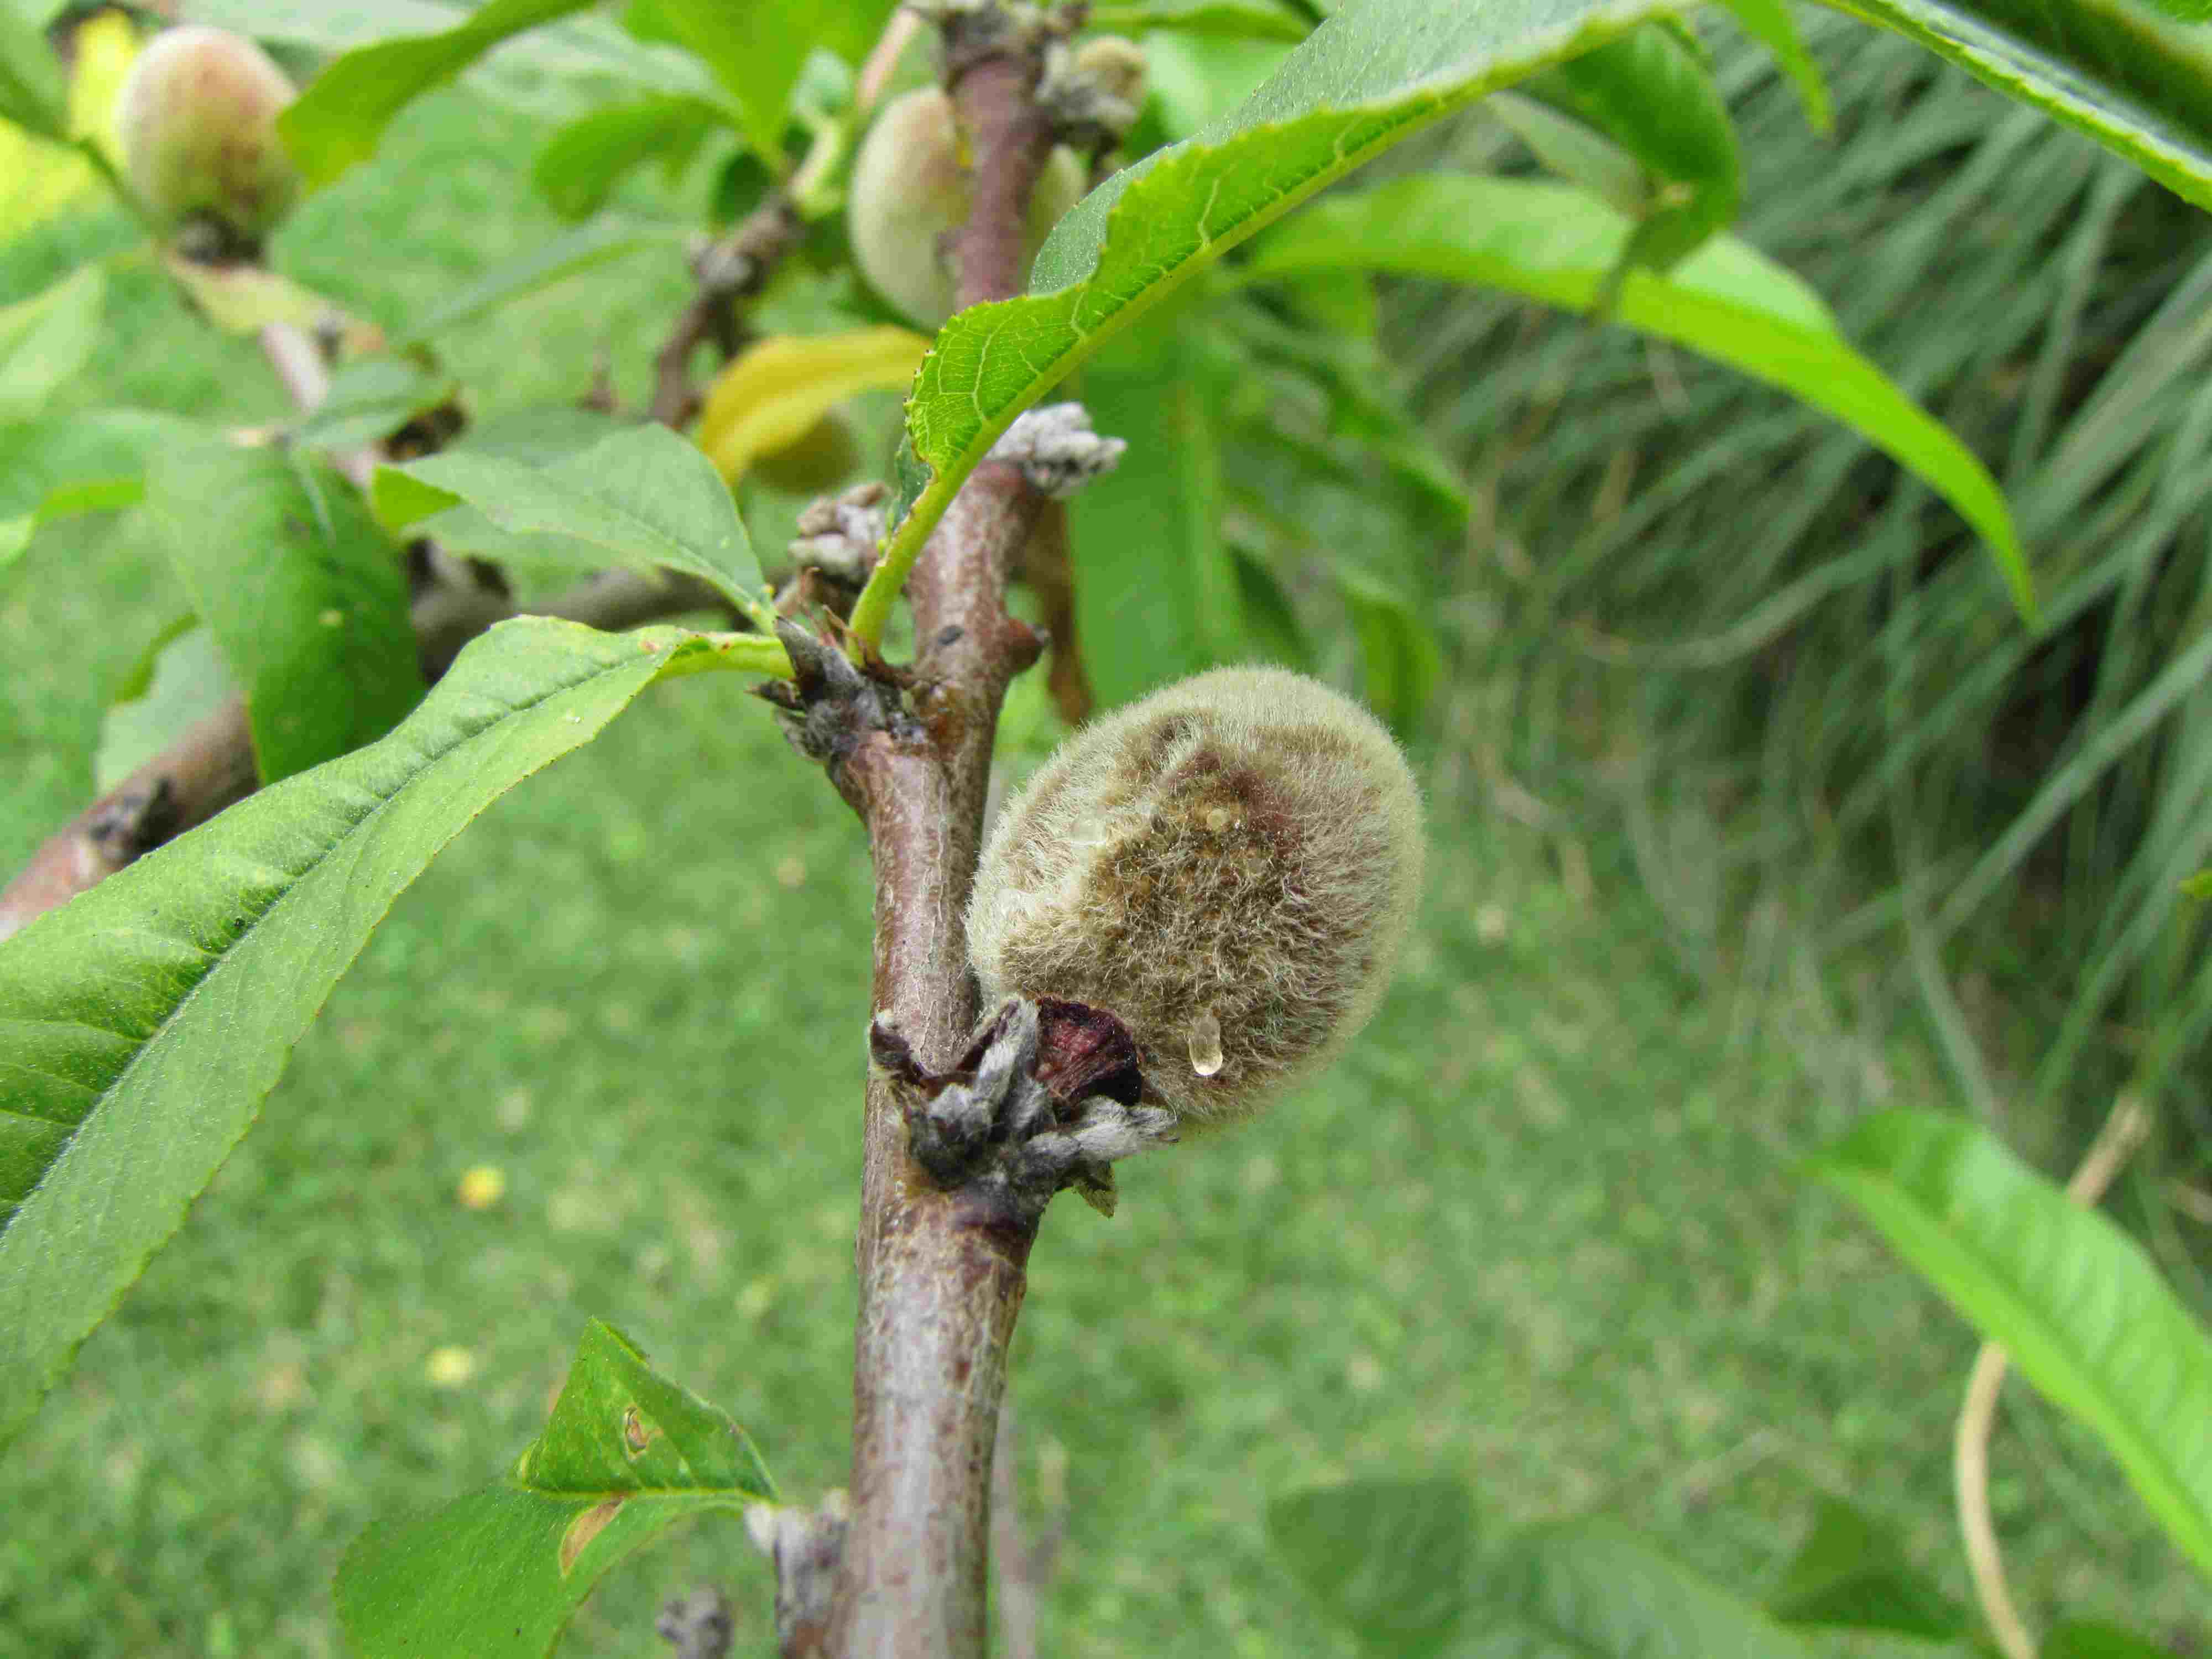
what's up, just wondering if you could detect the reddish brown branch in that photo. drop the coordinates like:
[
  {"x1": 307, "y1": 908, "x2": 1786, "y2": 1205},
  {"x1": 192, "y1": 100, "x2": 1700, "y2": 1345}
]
[
  {"x1": 814, "y1": 10, "x2": 1063, "y2": 1650},
  {"x1": 650, "y1": 197, "x2": 805, "y2": 430},
  {"x1": 945, "y1": 25, "x2": 1056, "y2": 311},
  {"x1": 855, "y1": 8, "x2": 925, "y2": 113},
  {"x1": 0, "y1": 701, "x2": 254, "y2": 942},
  {"x1": 827, "y1": 465, "x2": 1047, "y2": 1659}
]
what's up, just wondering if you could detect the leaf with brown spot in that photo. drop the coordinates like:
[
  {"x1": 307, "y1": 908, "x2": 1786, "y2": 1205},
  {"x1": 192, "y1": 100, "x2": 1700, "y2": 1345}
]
[
  {"x1": 559, "y1": 1498, "x2": 624, "y2": 1576},
  {"x1": 336, "y1": 1321, "x2": 774, "y2": 1659}
]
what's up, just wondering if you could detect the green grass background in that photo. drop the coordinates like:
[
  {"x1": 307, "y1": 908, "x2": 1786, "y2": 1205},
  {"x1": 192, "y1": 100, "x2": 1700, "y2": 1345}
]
[{"x1": 2, "y1": 67, "x2": 2208, "y2": 1659}]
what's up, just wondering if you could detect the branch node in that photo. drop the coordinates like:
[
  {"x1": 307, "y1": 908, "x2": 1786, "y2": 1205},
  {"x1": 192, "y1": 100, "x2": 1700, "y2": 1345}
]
[
  {"x1": 745, "y1": 1495, "x2": 851, "y2": 1657},
  {"x1": 85, "y1": 778, "x2": 181, "y2": 866},
  {"x1": 1037, "y1": 37, "x2": 1145, "y2": 151},
  {"x1": 986, "y1": 403, "x2": 1127, "y2": 498},
  {"x1": 689, "y1": 195, "x2": 803, "y2": 298},
  {"x1": 877, "y1": 996, "x2": 1172, "y2": 1221},
  {"x1": 914, "y1": 0, "x2": 1063, "y2": 64},
  {"x1": 653, "y1": 196, "x2": 805, "y2": 429},
  {"x1": 757, "y1": 618, "x2": 925, "y2": 795}
]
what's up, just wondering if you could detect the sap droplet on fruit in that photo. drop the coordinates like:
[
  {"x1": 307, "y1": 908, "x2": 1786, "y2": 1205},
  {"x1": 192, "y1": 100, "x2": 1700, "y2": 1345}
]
[{"x1": 1188, "y1": 1010, "x2": 1223, "y2": 1077}]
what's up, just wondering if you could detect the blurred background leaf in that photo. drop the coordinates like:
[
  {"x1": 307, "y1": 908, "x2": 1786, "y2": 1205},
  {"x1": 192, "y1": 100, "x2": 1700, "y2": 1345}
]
[
  {"x1": 1511, "y1": 20, "x2": 1745, "y2": 284},
  {"x1": 1266, "y1": 1478, "x2": 1475, "y2": 1656},
  {"x1": 1765, "y1": 1495, "x2": 1971, "y2": 1636},
  {"x1": 1470, "y1": 1519, "x2": 1814, "y2": 1657},
  {"x1": 1070, "y1": 318, "x2": 1244, "y2": 709},
  {"x1": 276, "y1": 0, "x2": 601, "y2": 186},
  {"x1": 637, "y1": 0, "x2": 892, "y2": 166},
  {"x1": 92, "y1": 619, "x2": 236, "y2": 794},
  {"x1": 1812, "y1": 1109, "x2": 2212, "y2": 1578},
  {"x1": 143, "y1": 439, "x2": 421, "y2": 782},
  {"x1": 0, "y1": 263, "x2": 103, "y2": 419}
]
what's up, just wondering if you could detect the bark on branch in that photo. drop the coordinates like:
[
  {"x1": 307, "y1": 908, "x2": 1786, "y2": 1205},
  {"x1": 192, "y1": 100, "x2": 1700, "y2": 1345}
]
[
  {"x1": 823, "y1": 463, "x2": 1048, "y2": 1659},
  {"x1": 815, "y1": 14, "x2": 1068, "y2": 1655}
]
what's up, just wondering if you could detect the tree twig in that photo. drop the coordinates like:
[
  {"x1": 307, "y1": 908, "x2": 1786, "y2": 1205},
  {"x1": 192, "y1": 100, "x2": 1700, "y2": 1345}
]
[
  {"x1": 809, "y1": 12, "x2": 1067, "y2": 1653},
  {"x1": 646, "y1": 0, "x2": 916, "y2": 435},
  {"x1": 257, "y1": 321, "x2": 337, "y2": 447},
  {"x1": 855, "y1": 8, "x2": 926, "y2": 114},
  {"x1": 649, "y1": 196, "x2": 805, "y2": 430},
  {"x1": 1016, "y1": 500, "x2": 1092, "y2": 724},
  {"x1": 1954, "y1": 1094, "x2": 2151, "y2": 1659},
  {"x1": 823, "y1": 465, "x2": 1048, "y2": 1659},
  {"x1": 943, "y1": 10, "x2": 1056, "y2": 314}
]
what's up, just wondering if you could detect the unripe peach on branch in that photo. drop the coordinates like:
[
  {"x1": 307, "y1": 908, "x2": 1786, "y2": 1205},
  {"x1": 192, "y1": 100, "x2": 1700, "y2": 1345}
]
[
  {"x1": 115, "y1": 25, "x2": 299, "y2": 257},
  {"x1": 967, "y1": 667, "x2": 1426, "y2": 1126},
  {"x1": 846, "y1": 85, "x2": 1087, "y2": 326}
]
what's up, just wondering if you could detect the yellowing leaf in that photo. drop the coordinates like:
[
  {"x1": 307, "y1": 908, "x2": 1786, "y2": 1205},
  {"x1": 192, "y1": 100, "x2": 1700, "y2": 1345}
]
[
  {"x1": 0, "y1": 127, "x2": 89, "y2": 233},
  {"x1": 0, "y1": 10, "x2": 138, "y2": 234},
  {"x1": 69, "y1": 8, "x2": 138, "y2": 160},
  {"x1": 695, "y1": 327, "x2": 927, "y2": 484}
]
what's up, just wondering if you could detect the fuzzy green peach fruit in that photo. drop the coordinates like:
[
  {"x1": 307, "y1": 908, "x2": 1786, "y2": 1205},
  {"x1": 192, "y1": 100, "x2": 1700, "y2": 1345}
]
[
  {"x1": 117, "y1": 25, "x2": 299, "y2": 251},
  {"x1": 847, "y1": 87, "x2": 1087, "y2": 327},
  {"x1": 967, "y1": 668, "x2": 1426, "y2": 1126}
]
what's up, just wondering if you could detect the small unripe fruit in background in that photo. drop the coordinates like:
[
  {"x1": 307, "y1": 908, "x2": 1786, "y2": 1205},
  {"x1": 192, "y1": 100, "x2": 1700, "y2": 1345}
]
[
  {"x1": 846, "y1": 87, "x2": 1087, "y2": 327},
  {"x1": 117, "y1": 25, "x2": 299, "y2": 253},
  {"x1": 967, "y1": 668, "x2": 1425, "y2": 1126}
]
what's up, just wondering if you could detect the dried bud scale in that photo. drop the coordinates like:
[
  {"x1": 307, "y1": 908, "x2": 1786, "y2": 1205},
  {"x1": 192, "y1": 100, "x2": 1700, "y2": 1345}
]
[
  {"x1": 787, "y1": 482, "x2": 889, "y2": 588},
  {"x1": 966, "y1": 667, "x2": 1425, "y2": 1126},
  {"x1": 987, "y1": 403, "x2": 1127, "y2": 498},
  {"x1": 1041, "y1": 35, "x2": 1149, "y2": 151}
]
